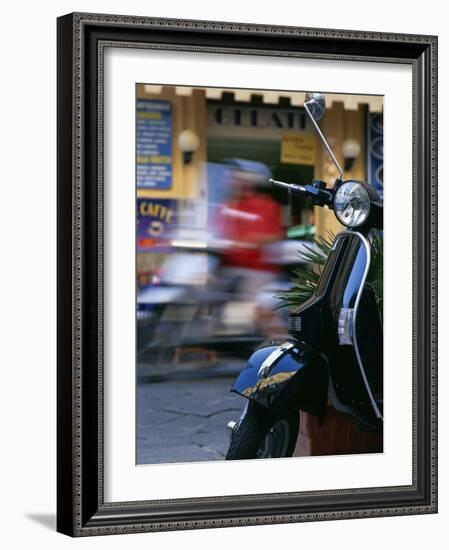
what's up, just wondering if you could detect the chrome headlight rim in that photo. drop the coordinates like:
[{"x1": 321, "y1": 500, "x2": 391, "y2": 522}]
[{"x1": 333, "y1": 180, "x2": 372, "y2": 228}]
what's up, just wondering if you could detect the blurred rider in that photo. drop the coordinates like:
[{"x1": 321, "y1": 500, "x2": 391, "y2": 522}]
[{"x1": 217, "y1": 159, "x2": 284, "y2": 335}]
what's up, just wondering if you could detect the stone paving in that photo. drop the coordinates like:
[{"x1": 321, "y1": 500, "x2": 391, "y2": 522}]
[{"x1": 136, "y1": 361, "x2": 245, "y2": 464}]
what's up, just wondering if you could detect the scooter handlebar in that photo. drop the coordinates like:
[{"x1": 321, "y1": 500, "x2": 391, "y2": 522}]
[
  {"x1": 269, "y1": 178, "x2": 306, "y2": 194},
  {"x1": 269, "y1": 178, "x2": 333, "y2": 207}
]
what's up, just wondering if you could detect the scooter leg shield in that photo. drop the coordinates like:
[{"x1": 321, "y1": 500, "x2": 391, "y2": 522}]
[{"x1": 231, "y1": 340, "x2": 328, "y2": 421}]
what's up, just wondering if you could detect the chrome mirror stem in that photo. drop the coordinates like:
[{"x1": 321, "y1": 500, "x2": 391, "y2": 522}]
[{"x1": 304, "y1": 102, "x2": 343, "y2": 179}]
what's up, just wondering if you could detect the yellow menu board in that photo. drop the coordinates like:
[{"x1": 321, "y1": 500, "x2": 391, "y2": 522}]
[{"x1": 281, "y1": 133, "x2": 316, "y2": 166}]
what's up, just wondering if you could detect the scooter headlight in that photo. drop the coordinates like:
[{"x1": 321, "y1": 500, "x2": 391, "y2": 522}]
[{"x1": 333, "y1": 181, "x2": 371, "y2": 228}]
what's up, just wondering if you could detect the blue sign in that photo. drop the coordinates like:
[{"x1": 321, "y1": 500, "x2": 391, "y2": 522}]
[
  {"x1": 137, "y1": 199, "x2": 176, "y2": 249},
  {"x1": 368, "y1": 113, "x2": 383, "y2": 199},
  {"x1": 136, "y1": 99, "x2": 173, "y2": 189}
]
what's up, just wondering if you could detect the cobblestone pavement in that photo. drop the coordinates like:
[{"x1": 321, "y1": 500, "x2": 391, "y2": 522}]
[{"x1": 136, "y1": 360, "x2": 245, "y2": 464}]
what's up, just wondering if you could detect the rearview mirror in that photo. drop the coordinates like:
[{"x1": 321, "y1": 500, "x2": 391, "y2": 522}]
[
  {"x1": 304, "y1": 92, "x2": 343, "y2": 179},
  {"x1": 304, "y1": 93, "x2": 326, "y2": 121}
]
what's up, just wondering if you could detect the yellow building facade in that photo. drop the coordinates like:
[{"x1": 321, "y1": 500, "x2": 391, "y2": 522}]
[{"x1": 136, "y1": 84, "x2": 382, "y2": 240}]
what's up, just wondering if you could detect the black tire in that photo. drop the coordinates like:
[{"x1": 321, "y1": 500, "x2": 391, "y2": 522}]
[{"x1": 225, "y1": 401, "x2": 300, "y2": 460}]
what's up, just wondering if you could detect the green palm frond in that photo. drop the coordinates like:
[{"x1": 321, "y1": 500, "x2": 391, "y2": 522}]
[{"x1": 275, "y1": 231, "x2": 334, "y2": 310}]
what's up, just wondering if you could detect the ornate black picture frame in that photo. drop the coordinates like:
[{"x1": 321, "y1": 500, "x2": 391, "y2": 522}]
[{"x1": 57, "y1": 12, "x2": 438, "y2": 536}]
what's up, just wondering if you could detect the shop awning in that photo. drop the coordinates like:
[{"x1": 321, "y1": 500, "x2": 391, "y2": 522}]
[{"x1": 143, "y1": 85, "x2": 383, "y2": 113}]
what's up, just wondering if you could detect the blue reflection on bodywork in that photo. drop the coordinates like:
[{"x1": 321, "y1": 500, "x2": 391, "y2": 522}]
[{"x1": 342, "y1": 244, "x2": 367, "y2": 309}]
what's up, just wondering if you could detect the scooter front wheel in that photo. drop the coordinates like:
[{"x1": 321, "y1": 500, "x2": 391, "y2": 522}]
[{"x1": 225, "y1": 401, "x2": 299, "y2": 460}]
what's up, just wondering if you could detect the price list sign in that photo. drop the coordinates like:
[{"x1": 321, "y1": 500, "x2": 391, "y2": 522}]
[{"x1": 136, "y1": 99, "x2": 173, "y2": 189}]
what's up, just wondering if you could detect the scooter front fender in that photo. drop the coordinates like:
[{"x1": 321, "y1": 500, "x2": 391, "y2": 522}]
[{"x1": 231, "y1": 340, "x2": 328, "y2": 421}]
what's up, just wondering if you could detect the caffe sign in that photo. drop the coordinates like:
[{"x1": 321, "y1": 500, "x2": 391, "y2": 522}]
[{"x1": 137, "y1": 199, "x2": 176, "y2": 249}]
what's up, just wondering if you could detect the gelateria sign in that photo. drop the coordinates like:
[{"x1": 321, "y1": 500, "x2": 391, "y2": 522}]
[{"x1": 207, "y1": 105, "x2": 309, "y2": 134}]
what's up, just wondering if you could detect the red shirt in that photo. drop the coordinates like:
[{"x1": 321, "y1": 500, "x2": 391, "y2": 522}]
[{"x1": 219, "y1": 194, "x2": 283, "y2": 271}]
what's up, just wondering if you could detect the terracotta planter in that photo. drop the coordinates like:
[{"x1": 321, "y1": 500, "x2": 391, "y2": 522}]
[{"x1": 294, "y1": 407, "x2": 382, "y2": 457}]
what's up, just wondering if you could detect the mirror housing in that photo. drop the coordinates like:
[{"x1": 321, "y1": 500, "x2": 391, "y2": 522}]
[{"x1": 304, "y1": 93, "x2": 326, "y2": 121}]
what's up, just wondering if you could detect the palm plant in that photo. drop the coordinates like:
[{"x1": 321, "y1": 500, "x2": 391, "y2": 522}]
[
  {"x1": 276, "y1": 232, "x2": 334, "y2": 310},
  {"x1": 276, "y1": 229, "x2": 383, "y2": 317}
]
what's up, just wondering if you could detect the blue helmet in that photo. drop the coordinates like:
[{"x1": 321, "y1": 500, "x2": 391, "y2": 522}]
[{"x1": 227, "y1": 158, "x2": 272, "y2": 186}]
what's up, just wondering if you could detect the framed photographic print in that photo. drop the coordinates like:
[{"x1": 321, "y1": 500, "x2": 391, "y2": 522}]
[{"x1": 57, "y1": 12, "x2": 438, "y2": 536}]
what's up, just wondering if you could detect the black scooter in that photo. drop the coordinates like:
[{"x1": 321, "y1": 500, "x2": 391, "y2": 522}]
[{"x1": 225, "y1": 93, "x2": 383, "y2": 460}]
